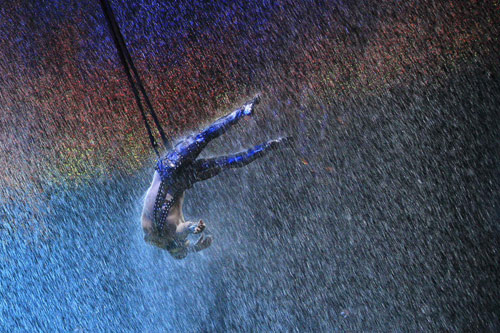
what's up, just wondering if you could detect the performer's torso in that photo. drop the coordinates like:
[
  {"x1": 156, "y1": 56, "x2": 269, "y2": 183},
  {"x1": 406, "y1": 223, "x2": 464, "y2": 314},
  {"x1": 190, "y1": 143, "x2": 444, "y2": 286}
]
[
  {"x1": 141, "y1": 170, "x2": 186, "y2": 236},
  {"x1": 142, "y1": 156, "x2": 198, "y2": 236}
]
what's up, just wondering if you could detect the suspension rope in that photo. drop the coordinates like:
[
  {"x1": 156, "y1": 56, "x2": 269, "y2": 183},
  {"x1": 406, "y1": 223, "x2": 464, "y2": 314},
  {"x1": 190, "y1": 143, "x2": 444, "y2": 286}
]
[{"x1": 99, "y1": 0, "x2": 169, "y2": 157}]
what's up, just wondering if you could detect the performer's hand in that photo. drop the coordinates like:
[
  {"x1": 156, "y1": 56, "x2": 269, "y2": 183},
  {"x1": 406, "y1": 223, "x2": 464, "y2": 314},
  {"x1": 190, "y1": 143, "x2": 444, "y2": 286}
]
[
  {"x1": 193, "y1": 234, "x2": 213, "y2": 252},
  {"x1": 193, "y1": 219, "x2": 205, "y2": 234}
]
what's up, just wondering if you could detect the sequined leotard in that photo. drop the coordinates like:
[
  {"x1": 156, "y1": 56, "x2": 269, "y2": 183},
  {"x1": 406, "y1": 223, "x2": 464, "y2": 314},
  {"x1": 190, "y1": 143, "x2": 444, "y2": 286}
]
[{"x1": 148, "y1": 97, "x2": 289, "y2": 242}]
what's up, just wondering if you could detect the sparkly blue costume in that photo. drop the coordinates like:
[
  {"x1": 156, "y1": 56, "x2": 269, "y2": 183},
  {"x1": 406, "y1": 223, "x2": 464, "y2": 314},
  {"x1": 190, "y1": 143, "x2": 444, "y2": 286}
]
[{"x1": 152, "y1": 97, "x2": 285, "y2": 235}]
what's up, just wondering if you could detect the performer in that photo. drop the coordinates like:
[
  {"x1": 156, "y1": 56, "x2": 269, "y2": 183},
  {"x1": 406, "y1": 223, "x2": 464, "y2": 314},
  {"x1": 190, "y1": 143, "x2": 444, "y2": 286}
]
[{"x1": 141, "y1": 96, "x2": 291, "y2": 259}]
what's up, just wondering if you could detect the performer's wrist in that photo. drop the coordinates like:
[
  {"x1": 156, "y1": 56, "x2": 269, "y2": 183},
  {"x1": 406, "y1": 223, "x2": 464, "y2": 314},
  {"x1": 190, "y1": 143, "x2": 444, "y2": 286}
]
[{"x1": 188, "y1": 223, "x2": 197, "y2": 234}]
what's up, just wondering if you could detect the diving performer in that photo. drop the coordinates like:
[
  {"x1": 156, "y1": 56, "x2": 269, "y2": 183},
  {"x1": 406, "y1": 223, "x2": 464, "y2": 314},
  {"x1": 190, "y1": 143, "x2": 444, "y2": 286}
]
[{"x1": 141, "y1": 96, "x2": 290, "y2": 259}]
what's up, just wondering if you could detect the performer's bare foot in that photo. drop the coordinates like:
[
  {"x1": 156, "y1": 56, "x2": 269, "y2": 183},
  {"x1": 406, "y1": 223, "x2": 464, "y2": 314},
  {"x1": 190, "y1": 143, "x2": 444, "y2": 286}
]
[
  {"x1": 269, "y1": 136, "x2": 294, "y2": 150},
  {"x1": 243, "y1": 94, "x2": 261, "y2": 116}
]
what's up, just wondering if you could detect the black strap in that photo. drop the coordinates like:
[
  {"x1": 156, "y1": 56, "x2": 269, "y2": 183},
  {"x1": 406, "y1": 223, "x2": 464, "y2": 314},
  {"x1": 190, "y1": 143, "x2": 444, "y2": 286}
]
[{"x1": 99, "y1": 0, "x2": 169, "y2": 157}]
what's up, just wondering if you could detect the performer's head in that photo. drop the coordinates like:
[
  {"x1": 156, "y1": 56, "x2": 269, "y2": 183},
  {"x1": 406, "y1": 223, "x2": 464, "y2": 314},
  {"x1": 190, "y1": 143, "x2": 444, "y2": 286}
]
[
  {"x1": 168, "y1": 246, "x2": 188, "y2": 260},
  {"x1": 166, "y1": 239, "x2": 189, "y2": 260}
]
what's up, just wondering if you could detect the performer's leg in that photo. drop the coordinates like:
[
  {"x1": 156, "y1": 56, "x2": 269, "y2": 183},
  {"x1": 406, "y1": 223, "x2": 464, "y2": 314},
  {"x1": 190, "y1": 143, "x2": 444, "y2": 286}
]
[
  {"x1": 161, "y1": 96, "x2": 260, "y2": 170},
  {"x1": 196, "y1": 95, "x2": 259, "y2": 144},
  {"x1": 192, "y1": 137, "x2": 291, "y2": 182}
]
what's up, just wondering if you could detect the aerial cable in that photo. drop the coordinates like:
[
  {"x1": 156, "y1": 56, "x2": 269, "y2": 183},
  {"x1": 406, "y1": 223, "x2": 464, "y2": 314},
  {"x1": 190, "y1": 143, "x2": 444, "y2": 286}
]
[
  {"x1": 99, "y1": 0, "x2": 169, "y2": 157},
  {"x1": 100, "y1": 0, "x2": 169, "y2": 149}
]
